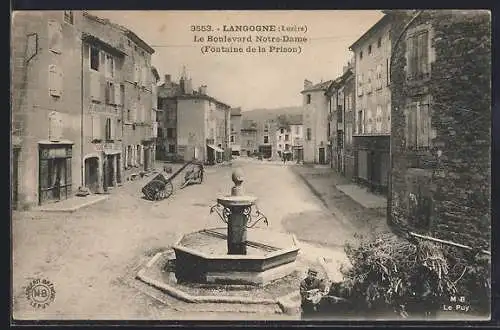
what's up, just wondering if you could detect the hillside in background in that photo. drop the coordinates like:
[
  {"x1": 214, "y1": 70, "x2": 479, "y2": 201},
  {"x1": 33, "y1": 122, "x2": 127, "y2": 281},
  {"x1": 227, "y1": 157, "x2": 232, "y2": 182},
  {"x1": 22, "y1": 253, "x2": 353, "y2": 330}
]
[{"x1": 241, "y1": 106, "x2": 303, "y2": 123}]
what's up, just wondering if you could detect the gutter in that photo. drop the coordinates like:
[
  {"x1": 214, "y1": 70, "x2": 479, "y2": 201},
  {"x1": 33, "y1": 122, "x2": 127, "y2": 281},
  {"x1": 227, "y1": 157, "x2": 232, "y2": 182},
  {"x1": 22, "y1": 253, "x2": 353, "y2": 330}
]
[{"x1": 80, "y1": 38, "x2": 84, "y2": 187}]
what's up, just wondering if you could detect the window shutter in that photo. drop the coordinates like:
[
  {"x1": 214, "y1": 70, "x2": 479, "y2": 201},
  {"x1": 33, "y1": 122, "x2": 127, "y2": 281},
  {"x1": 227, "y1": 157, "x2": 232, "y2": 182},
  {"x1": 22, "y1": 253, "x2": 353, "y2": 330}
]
[
  {"x1": 114, "y1": 84, "x2": 121, "y2": 105},
  {"x1": 100, "y1": 52, "x2": 106, "y2": 71},
  {"x1": 48, "y1": 65, "x2": 60, "y2": 96},
  {"x1": 91, "y1": 115, "x2": 101, "y2": 140},
  {"x1": 133, "y1": 64, "x2": 139, "y2": 83},
  {"x1": 48, "y1": 20, "x2": 62, "y2": 54},
  {"x1": 90, "y1": 72, "x2": 101, "y2": 101},
  {"x1": 132, "y1": 102, "x2": 137, "y2": 122}
]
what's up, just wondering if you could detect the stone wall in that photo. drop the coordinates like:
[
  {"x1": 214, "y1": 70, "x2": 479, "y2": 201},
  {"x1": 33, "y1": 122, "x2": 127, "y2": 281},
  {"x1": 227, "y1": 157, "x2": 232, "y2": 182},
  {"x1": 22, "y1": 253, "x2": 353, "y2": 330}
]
[{"x1": 389, "y1": 10, "x2": 491, "y2": 249}]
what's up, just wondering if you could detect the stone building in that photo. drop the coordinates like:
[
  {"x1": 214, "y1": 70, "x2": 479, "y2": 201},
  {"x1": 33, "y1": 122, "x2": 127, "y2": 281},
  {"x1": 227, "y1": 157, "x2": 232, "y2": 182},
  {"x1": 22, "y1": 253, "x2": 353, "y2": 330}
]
[
  {"x1": 230, "y1": 107, "x2": 243, "y2": 156},
  {"x1": 274, "y1": 114, "x2": 303, "y2": 161},
  {"x1": 156, "y1": 74, "x2": 182, "y2": 161},
  {"x1": 156, "y1": 74, "x2": 179, "y2": 160},
  {"x1": 11, "y1": 11, "x2": 84, "y2": 209},
  {"x1": 11, "y1": 11, "x2": 157, "y2": 209},
  {"x1": 240, "y1": 120, "x2": 258, "y2": 156},
  {"x1": 387, "y1": 10, "x2": 491, "y2": 248},
  {"x1": 81, "y1": 12, "x2": 155, "y2": 192},
  {"x1": 301, "y1": 79, "x2": 332, "y2": 164},
  {"x1": 349, "y1": 15, "x2": 392, "y2": 194},
  {"x1": 175, "y1": 77, "x2": 231, "y2": 163},
  {"x1": 326, "y1": 61, "x2": 356, "y2": 181}
]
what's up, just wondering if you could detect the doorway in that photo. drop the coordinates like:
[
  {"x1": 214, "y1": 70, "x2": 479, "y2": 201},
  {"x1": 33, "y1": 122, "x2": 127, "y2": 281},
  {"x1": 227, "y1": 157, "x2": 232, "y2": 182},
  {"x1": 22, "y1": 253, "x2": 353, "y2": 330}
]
[
  {"x1": 319, "y1": 147, "x2": 325, "y2": 164},
  {"x1": 143, "y1": 146, "x2": 150, "y2": 171},
  {"x1": 104, "y1": 155, "x2": 115, "y2": 189},
  {"x1": 84, "y1": 157, "x2": 99, "y2": 193}
]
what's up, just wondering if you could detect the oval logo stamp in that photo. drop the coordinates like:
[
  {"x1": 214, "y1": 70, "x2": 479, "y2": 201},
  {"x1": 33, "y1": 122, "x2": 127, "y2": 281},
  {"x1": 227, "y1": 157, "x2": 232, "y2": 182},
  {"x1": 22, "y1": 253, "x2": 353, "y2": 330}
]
[{"x1": 25, "y1": 278, "x2": 56, "y2": 309}]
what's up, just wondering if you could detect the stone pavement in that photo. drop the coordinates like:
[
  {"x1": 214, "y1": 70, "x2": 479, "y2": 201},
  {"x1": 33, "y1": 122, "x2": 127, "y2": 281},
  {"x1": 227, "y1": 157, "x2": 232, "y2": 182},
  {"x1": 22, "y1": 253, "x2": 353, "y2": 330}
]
[
  {"x1": 290, "y1": 165, "x2": 390, "y2": 236},
  {"x1": 34, "y1": 194, "x2": 109, "y2": 213},
  {"x1": 12, "y1": 160, "x2": 352, "y2": 320},
  {"x1": 336, "y1": 184, "x2": 387, "y2": 209}
]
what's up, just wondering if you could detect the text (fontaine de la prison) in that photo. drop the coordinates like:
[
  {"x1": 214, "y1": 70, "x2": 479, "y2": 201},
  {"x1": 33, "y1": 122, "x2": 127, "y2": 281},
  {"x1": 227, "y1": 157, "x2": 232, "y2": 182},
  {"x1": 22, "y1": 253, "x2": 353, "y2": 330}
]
[{"x1": 190, "y1": 24, "x2": 309, "y2": 55}]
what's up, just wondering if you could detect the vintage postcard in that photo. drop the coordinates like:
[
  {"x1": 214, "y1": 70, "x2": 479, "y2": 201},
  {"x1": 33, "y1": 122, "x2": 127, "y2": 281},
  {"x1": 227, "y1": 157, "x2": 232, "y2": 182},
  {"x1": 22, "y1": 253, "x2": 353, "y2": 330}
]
[{"x1": 11, "y1": 10, "x2": 491, "y2": 322}]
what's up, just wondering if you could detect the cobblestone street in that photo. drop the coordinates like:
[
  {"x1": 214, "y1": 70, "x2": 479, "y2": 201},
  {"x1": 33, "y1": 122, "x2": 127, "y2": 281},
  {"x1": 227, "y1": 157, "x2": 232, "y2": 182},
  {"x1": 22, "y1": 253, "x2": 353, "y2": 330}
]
[{"x1": 12, "y1": 160, "x2": 363, "y2": 320}]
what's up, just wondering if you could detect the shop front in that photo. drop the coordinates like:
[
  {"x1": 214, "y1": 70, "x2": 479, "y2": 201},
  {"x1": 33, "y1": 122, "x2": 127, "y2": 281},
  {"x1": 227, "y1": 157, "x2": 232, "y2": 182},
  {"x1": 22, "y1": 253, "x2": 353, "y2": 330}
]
[{"x1": 38, "y1": 141, "x2": 73, "y2": 205}]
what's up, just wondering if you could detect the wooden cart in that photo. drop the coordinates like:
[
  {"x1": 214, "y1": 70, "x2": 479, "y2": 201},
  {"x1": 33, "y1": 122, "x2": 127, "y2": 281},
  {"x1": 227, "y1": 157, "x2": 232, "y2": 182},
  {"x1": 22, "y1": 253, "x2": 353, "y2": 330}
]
[{"x1": 141, "y1": 160, "x2": 204, "y2": 201}]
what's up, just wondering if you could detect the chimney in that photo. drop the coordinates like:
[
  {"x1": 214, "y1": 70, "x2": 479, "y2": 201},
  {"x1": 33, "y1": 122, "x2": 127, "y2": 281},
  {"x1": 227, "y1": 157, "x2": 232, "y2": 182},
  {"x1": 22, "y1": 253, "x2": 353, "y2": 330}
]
[
  {"x1": 304, "y1": 79, "x2": 312, "y2": 89},
  {"x1": 179, "y1": 76, "x2": 186, "y2": 94},
  {"x1": 185, "y1": 78, "x2": 193, "y2": 94},
  {"x1": 198, "y1": 85, "x2": 207, "y2": 95},
  {"x1": 164, "y1": 74, "x2": 171, "y2": 83}
]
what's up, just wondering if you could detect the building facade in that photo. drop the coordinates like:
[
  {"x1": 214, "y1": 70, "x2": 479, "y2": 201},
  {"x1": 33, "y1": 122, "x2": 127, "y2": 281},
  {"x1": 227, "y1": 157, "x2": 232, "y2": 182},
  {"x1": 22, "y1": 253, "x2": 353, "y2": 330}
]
[
  {"x1": 327, "y1": 63, "x2": 355, "y2": 180},
  {"x1": 240, "y1": 119, "x2": 258, "y2": 156},
  {"x1": 156, "y1": 74, "x2": 182, "y2": 161},
  {"x1": 11, "y1": 11, "x2": 84, "y2": 209},
  {"x1": 388, "y1": 10, "x2": 491, "y2": 248},
  {"x1": 230, "y1": 107, "x2": 243, "y2": 156},
  {"x1": 301, "y1": 79, "x2": 332, "y2": 164},
  {"x1": 350, "y1": 15, "x2": 392, "y2": 194},
  {"x1": 11, "y1": 11, "x2": 156, "y2": 209},
  {"x1": 175, "y1": 78, "x2": 231, "y2": 163},
  {"x1": 274, "y1": 114, "x2": 303, "y2": 161}
]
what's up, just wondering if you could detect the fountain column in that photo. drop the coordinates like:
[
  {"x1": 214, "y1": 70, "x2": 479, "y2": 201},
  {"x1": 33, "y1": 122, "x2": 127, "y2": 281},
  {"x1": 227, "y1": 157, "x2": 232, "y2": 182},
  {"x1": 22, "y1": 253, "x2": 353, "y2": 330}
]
[{"x1": 217, "y1": 168, "x2": 257, "y2": 255}]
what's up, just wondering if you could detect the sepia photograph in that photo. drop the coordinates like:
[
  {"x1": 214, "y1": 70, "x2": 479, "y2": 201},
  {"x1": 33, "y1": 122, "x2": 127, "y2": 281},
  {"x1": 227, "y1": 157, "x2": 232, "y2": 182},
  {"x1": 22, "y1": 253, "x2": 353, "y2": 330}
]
[{"x1": 11, "y1": 9, "x2": 491, "y2": 322}]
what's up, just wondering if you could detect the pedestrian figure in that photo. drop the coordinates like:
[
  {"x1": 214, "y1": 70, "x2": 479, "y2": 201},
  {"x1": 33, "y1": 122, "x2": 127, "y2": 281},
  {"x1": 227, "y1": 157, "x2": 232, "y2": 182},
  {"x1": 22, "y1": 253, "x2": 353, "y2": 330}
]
[{"x1": 300, "y1": 268, "x2": 328, "y2": 318}]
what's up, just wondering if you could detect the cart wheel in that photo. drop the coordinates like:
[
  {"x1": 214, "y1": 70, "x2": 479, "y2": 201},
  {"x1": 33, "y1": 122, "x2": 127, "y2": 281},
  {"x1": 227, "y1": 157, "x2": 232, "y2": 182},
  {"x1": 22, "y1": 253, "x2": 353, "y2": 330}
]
[
  {"x1": 163, "y1": 181, "x2": 174, "y2": 199},
  {"x1": 148, "y1": 180, "x2": 165, "y2": 201}
]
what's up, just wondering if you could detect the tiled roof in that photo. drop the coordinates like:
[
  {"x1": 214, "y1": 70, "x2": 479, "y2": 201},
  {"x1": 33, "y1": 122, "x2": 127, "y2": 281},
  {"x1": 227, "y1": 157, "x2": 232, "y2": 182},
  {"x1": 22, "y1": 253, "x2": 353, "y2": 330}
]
[
  {"x1": 301, "y1": 80, "x2": 334, "y2": 93},
  {"x1": 231, "y1": 107, "x2": 242, "y2": 116}
]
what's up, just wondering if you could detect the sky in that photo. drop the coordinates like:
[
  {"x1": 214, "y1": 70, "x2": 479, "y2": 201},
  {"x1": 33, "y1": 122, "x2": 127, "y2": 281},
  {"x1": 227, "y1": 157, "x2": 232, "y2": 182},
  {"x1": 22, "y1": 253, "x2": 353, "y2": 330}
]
[{"x1": 89, "y1": 10, "x2": 384, "y2": 111}]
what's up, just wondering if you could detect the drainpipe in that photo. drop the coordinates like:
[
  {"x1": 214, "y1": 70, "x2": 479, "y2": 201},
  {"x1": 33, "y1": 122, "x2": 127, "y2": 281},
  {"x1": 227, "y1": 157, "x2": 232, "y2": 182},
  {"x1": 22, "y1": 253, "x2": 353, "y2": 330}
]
[{"x1": 80, "y1": 38, "x2": 84, "y2": 188}]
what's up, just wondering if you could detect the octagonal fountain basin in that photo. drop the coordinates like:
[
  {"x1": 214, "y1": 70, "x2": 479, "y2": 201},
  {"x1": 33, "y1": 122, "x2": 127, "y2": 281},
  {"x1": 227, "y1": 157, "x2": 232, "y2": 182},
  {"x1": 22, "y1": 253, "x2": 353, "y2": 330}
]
[{"x1": 172, "y1": 227, "x2": 300, "y2": 285}]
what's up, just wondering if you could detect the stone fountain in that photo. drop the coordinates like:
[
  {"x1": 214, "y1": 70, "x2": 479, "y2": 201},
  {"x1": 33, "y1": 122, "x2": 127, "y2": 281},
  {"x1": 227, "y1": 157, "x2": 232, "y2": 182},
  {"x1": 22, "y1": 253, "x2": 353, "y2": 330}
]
[{"x1": 172, "y1": 168, "x2": 300, "y2": 285}]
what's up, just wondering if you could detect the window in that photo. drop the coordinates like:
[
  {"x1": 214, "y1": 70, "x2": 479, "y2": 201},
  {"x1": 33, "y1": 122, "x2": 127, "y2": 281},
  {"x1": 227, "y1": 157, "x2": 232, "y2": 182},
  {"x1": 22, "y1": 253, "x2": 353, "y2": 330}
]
[
  {"x1": 105, "y1": 81, "x2": 115, "y2": 105},
  {"x1": 264, "y1": 136, "x2": 269, "y2": 144},
  {"x1": 90, "y1": 47, "x2": 100, "y2": 71},
  {"x1": 91, "y1": 115, "x2": 101, "y2": 140},
  {"x1": 406, "y1": 31, "x2": 430, "y2": 80},
  {"x1": 64, "y1": 11, "x2": 74, "y2": 24},
  {"x1": 167, "y1": 128, "x2": 175, "y2": 139},
  {"x1": 368, "y1": 44, "x2": 372, "y2": 55},
  {"x1": 105, "y1": 54, "x2": 115, "y2": 78},
  {"x1": 405, "y1": 95, "x2": 431, "y2": 149},
  {"x1": 48, "y1": 64, "x2": 63, "y2": 97},
  {"x1": 306, "y1": 128, "x2": 312, "y2": 141},
  {"x1": 358, "y1": 110, "x2": 363, "y2": 134},
  {"x1": 230, "y1": 135, "x2": 234, "y2": 143},
  {"x1": 367, "y1": 70, "x2": 373, "y2": 94},
  {"x1": 278, "y1": 144, "x2": 282, "y2": 149},
  {"x1": 280, "y1": 128, "x2": 284, "y2": 134},
  {"x1": 377, "y1": 37, "x2": 382, "y2": 48},
  {"x1": 168, "y1": 144, "x2": 176, "y2": 153},
  {"x1": 48, "y1": 20, "x2": 62, "y2": 54},
  {"x1": 133, "y1": 64, "x2": 140, "y2": 83},
  {"x1": 120, "y1": 84, "x2": 125, "y2": 106},
  {"x1": 357, "y1": 74, "x2": 363, "y2": 96},
  {"x1": 285, "y1": 134, "x2": 289, "y2": 141},
  {"x1": 366, "y1": 108, "x2": 373, "y2": 133},
  {"x1": 279, "y1": 136, "x2": 282, "y2": 141},
  {"x1": 295, "y1": 126, "x2": 300, "y2": 134},
  {"x1": 105, "y1": 118, "x2": 113, "y2": 141},
  {"x1": 306, "y1": 94, "x2": 311, "y2": 104},
  {"x1": 231, "y1": 124, "x2": 234, "y2": 132},
  {"x1": 359, "y1": 51, "x2": 363, "y2": 60},
  {"x1": 376, "y1": 64, "x2": 383, "y2": 90},
  {"x1": 376, "y1": 105, "x2": 383, "y2": 132},
  {"x1": 337, "y1": 131, "x2": 343, "y2": 148}
]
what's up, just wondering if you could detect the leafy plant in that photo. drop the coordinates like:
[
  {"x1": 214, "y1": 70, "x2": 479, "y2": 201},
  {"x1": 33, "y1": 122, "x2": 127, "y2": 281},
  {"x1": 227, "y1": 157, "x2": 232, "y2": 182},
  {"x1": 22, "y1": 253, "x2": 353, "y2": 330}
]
[{"x1": 330, "y1": 232, "x2": 488, "y2": 318}]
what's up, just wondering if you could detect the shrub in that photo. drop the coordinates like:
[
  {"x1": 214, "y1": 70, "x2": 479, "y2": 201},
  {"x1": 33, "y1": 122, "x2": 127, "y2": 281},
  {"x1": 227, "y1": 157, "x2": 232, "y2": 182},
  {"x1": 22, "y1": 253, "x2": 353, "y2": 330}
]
[{"x1": 329, "y1": 232, "x2": 490, "y2": 318}]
